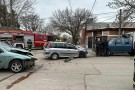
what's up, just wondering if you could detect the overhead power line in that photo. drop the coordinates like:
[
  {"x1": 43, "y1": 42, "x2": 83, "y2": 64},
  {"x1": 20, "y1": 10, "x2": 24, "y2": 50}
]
[
  {"x1": 91, "y1": 0, "x2": 97, "y2": 13},
  {"x1": 97, "y1": 15, "x2": 116, "y2": 19},
  {"x1": 98, "y1": 16, "x2": 116, "y2": 22},
  {"x1": 93, "y1": 12, "x2": 117, "y2": 16}
]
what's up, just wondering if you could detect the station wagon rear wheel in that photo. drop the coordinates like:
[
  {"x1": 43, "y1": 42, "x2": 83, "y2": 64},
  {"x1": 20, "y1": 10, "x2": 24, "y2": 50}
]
[
  {"x1": 9, "y1": 60, "x2": 23, "y2": 73},
  {"x1": 51, "y1": 53, "x2": 58, "y2": 60}
]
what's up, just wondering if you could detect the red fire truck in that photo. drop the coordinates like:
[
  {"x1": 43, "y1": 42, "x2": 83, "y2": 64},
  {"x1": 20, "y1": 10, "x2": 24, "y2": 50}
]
[
  {"x1": 32, "y1": 33, "x2": 53, "y2": 49},
  {"x1": 0, "y1": 29, "x2": 53, "y2": 49}
]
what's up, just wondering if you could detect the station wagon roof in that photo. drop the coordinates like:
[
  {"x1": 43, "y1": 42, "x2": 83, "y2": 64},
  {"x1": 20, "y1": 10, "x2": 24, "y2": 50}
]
[{"x1": 49, "y1": 41, "x2": 66, "y2": 43}]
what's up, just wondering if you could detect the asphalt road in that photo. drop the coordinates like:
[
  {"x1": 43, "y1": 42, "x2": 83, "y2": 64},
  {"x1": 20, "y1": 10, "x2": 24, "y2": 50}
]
[{"x1": 0, "y1": 50, "x2": 134, "y2": 90}]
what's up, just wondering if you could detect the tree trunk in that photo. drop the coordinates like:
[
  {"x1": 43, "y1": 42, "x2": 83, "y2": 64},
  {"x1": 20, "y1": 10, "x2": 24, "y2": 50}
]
[
  {"x1": 10, "y1": 0, "x2": 13, "y2": 27},
  {"x1": 72, "y1": 35, "x2": 77, "y2": 45}
]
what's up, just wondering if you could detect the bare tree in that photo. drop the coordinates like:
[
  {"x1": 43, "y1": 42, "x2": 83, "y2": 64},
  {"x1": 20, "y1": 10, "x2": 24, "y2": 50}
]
[
  {"x1": 37, "y1": 20, "x2": 44, "y2": 33},
  {"x1": 0, "y1": 4, "x2": 7, "y2": 27},
  {"x1": 108, "y1": 0, "x2": 135, "y2": 27},
  {"x1": 20, "y1": 13, "x2": 43, "y2": 32},
  {"x1": 43, "y1": 23, "x2": 55, "y2": 34},
  {"x1": 1, "y1": 0, "x2": 36, "y2": 28},
  {"x1": 50, "y1": 8, "x2": 93, "y2": 44},
  {"x1": 4, "y1": 0, "x2": 35, "y2": 17}
]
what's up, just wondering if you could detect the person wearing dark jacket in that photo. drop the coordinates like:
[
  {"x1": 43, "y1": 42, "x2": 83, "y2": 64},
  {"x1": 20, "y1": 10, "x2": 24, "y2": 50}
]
[
  {"x1": 95, "y1": 41, "x2": 101, "y2": 56},
  {"x1": 103, "y1": 39, "x2": 109, "y2": 56},
  {"x1": 27, "y1": 39, "x2": 32, "y2": 51}
]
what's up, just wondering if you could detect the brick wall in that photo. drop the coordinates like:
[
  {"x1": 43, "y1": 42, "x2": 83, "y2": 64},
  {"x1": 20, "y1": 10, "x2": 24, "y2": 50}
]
[{"x1": 109, "y1": 31, "x2": 119, "y2": 35}]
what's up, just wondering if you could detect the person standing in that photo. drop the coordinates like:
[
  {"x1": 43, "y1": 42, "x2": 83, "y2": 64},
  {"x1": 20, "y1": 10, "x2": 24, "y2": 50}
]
[
  {"x1": 95, "y1": 41, "x2": 101, "y2": 56},
  {"x1": 27, "y1": 39, "x2": 32, "y2": 51},
  {"x1": 99, "y1": 41, "x2": 104, "y2": 56},
  {"x1": 103, "y1": 39, "x2": 109, "y2": 56}
]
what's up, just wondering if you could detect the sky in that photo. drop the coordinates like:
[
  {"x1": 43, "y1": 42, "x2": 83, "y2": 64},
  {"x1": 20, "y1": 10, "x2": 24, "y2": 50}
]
[{"x1": 34, "y1": 0, "x2": 118, "y2": 23}]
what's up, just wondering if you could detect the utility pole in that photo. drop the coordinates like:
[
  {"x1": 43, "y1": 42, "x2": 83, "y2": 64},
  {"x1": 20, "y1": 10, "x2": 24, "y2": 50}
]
[
  {"x1": 2, "y1": 0, "x2": 9, "y2": 28},
  {"x1": 119, "y1": 9, "x2": 122, "y2": 37},
  {"x1": 68, "y1": 0, "x2": 72, "y2": 10}
]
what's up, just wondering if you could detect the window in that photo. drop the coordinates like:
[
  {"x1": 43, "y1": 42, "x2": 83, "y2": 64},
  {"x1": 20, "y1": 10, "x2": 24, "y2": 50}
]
[
  {"x1": 38, "y1": 35, "x2": 43, "y2": 40},
  {"x1": 15, "y1": 36, "x2": 23, "y2": 42},
  {"x1": 66, "y1": 44, "x2": 76, "y2": 49},
  {"x1": 124, "y1": 39, "x2": 129, "y2": 44},
  {"x1": 56, "y1": 43, "x2": 66, "y2": 48},
  {"x1": 51, "y1": 43, "x2": 56, "y2": 48},
  {"x1": 116, "y1": 39, "x2": 121, "y2": 44},
  {"x1": 50, "y1": 43, "x2": 66, "y2": 48},
  {"x1": 109, "y1": 39, "x2": 115, "y2": 44},
  {"x1": 44, "y1": 36, "x2": 47, "y2": 40}
]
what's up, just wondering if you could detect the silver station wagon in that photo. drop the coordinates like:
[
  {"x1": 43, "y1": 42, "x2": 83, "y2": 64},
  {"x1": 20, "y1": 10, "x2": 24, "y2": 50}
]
[{"x1": 43, "y1": 42, "x2": 79, "y2": 60}]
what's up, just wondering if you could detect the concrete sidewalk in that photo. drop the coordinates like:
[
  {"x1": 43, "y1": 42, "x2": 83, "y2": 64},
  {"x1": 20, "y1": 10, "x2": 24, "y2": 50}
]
[{"x1": 87, "y1": 49, "x2": 96, "y2": 57}]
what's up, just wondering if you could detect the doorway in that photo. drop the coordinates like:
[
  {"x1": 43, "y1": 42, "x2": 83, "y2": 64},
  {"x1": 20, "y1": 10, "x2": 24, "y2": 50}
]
[{"x1": 88, "y1": 37, "x2": 92, "y2": 48}]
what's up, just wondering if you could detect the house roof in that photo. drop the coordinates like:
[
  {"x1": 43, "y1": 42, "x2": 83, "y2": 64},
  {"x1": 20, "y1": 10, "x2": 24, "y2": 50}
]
[{"x1": 86, "y1": 27, "x2": 135, "y2": 33}]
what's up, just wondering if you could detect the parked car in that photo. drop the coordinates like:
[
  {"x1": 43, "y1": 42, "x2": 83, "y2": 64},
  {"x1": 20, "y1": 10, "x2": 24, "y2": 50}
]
[
  {"x1": 0, "y1": 42, "x2": 33, "y2": 56},
  {"x1": 43, "y1": 42, "x2": 79, "y2": 60},
  {"x1": 0, "y1": 46, "x2": 35, "y2": 73},
  {"x1": 75, "y1": 45, "x2": 88, "y2": 58}
]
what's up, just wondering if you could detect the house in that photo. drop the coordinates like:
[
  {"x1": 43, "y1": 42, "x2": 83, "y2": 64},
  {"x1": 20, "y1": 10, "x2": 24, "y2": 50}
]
[{"x1": 81, "y1": 22, "x2": 135, "y2": 48}]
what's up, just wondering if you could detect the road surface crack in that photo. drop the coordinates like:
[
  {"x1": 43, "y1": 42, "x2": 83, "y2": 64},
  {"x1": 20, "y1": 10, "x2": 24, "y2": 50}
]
[{"x1": 83, "y1": 64, "x2": 101, "y2": 90}]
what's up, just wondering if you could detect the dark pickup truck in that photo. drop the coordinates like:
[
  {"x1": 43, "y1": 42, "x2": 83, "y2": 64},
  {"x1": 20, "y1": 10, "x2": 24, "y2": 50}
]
[{"x1": 108, "y1": 32, "x2": 135, "y2": 55}]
